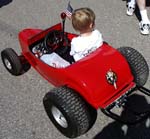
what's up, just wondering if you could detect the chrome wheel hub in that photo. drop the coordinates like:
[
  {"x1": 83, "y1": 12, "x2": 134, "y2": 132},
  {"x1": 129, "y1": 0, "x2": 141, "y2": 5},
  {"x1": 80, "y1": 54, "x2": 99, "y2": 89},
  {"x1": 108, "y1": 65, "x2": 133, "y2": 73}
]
[
  {"x1": 51, "y1": 106, "x2": 68, "y2": 128},
  {"x1": 4, "y1": 58, "x2": 12, "y2": 70}
]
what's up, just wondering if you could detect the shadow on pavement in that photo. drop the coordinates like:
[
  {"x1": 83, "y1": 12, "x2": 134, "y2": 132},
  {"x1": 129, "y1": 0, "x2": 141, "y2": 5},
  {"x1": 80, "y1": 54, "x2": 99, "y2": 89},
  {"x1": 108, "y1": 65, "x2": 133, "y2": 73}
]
[
  {"x1": 0, "y1": 0, "x2": 13, "y2": 8},
  {"x1": 93, "y1": 94, "x2": 150, "y2": 139}
]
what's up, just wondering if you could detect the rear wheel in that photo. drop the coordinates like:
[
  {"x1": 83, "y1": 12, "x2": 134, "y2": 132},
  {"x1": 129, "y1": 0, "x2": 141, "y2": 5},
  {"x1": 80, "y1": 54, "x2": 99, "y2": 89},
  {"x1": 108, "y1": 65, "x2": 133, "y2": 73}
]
[
  {"x1": 43, "y1": 86, "x2": 97, "y2": 138},
  {"x1": 1, "y1": 48, "x2": 23, "y2": 76},
  {"x1": 117, "y1": 47, "x2": 149, "y2": 86}
]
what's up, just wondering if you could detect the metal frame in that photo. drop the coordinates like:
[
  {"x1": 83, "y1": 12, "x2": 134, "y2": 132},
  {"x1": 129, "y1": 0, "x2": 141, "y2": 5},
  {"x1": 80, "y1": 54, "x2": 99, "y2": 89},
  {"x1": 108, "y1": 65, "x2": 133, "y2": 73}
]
[{"x1": 101, "y1": 86, "x2": 150, "y2": 125}]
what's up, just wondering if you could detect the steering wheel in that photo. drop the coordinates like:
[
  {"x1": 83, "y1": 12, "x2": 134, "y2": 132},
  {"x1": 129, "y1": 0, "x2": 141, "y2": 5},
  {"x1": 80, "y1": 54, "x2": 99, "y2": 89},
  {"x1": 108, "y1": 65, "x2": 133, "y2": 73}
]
[{"x1": 44, "y1": 30, "x2": 67, "y2": 54}]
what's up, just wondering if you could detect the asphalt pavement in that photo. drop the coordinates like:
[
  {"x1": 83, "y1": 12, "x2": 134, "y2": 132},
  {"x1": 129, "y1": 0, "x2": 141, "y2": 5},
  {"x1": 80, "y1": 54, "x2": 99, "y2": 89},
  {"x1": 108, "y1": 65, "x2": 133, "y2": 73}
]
[{"x1": 0, "y1": 0, "x2": 150, "y2": 139}]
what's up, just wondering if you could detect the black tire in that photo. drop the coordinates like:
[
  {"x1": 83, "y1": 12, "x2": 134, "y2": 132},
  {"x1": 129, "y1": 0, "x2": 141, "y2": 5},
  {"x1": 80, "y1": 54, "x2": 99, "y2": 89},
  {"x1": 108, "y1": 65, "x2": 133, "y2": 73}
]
[
  {"x1": 43, "y1": 86, "x2": 97, "y2": 138},
  {"x1": 20, "y1": 56, "x2": 31, "y2": 73},
  {"x1": 1, "y1": 48, "x2": 22, "y2": 76},
  {"x1": 117, "y1": 47, "x2": 149, "y2": 86},
  {"x1": 22, "y1": 63, "x2": 31, "y2": 73}
]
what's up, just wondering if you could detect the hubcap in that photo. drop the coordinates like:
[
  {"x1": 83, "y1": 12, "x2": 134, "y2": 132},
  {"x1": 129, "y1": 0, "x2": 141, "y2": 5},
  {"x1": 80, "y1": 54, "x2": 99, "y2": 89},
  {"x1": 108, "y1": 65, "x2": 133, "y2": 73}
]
[
  {"x1": 51, "y1": 106, "x2": 68, "y2": 128},
  {"x1": 4, "y1": 58, "x2": 12, "y2": 70}
]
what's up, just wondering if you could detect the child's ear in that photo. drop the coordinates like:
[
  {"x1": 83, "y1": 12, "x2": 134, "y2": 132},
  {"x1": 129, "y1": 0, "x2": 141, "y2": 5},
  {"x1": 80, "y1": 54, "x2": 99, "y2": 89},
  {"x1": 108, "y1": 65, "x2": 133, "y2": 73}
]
[
  {"x1": 89, "y1": 23, "x2": 93, "y2": 28},
  {"x1": 90, "y1": 22, "x2": 95, "y2": 29}
]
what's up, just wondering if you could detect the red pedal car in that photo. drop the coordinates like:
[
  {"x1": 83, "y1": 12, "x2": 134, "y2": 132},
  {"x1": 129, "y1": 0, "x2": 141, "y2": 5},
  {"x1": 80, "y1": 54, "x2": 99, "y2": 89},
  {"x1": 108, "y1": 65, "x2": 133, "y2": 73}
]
[{"x1": 1, "y1": 13, "x2": 150, "y2": 138}]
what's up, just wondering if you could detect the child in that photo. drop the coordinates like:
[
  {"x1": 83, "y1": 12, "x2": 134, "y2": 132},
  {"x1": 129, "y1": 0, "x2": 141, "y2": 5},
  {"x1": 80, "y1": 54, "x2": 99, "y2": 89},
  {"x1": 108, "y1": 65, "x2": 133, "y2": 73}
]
[
  {"x1": 41, "y1": 7, "x2": 103, "y2": 67},
  {"x1": 70, "y1": 7, "x2": 103, "y2": 61}
]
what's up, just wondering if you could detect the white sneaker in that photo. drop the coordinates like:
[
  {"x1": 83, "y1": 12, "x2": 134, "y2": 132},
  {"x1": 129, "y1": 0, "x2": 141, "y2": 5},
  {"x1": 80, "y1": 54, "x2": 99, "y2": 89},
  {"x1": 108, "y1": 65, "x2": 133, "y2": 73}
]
[
  {"x1": 139, "y1": 21, "x2": 150, "y2": 35},
  {"x1": 126, "y1": 2, "x2": 136, "y2": 16}
]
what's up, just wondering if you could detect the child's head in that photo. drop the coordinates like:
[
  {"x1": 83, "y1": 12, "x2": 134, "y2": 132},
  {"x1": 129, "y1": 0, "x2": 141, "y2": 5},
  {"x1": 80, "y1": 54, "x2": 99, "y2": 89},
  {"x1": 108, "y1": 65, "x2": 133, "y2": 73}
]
[{"x1": 71, "y1": 7, "x2": 95, "y2": 33}]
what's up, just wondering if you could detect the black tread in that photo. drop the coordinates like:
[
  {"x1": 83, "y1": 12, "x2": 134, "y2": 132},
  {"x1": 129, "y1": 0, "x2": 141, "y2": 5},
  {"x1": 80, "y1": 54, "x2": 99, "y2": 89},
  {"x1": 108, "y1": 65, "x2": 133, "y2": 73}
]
[
  {"x1": 117, "y1": 47, "x2": 149, "y2": 86},
  {"x1": 1, "y1": 48, "x2": 22, "y2": 75},
  {"x1": 43, "y1": 86, "x2": 97, "y2": 138}
]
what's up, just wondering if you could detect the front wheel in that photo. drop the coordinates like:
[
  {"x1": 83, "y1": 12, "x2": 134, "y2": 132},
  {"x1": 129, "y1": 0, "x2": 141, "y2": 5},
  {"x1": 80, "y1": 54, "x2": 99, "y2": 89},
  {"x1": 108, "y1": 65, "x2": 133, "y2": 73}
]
[
  {"x1": 43, "y1": 86, "x2": 97, "y2": 138},
  {"x1": 117, "y1": 47, "x2": 149, "y2": 86},
  {"x1": 1, "y1": 48, "x2": 23, "y2": 76}
]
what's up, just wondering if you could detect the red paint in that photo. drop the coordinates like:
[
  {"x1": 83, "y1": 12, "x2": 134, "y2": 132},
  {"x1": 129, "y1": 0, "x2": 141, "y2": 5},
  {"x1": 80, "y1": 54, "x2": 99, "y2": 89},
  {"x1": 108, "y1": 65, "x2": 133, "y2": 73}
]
[{"x1": 18, "y1": 23, "x2": 135, "y2": 109}]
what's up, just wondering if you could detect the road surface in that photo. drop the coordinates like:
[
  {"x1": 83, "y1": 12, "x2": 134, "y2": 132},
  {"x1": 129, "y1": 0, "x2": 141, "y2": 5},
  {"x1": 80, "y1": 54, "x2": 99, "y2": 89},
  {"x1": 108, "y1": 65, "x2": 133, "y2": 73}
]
[{"x1": 0, "y1": 0, "x2": 150, "y2": 139}]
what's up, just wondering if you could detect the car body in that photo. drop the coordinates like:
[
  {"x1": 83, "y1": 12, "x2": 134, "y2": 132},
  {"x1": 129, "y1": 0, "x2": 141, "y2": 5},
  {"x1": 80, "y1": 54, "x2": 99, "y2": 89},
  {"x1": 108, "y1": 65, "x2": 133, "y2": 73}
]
[{"x1": 18, "y1": 23, "x2": 135, "y2": 109}]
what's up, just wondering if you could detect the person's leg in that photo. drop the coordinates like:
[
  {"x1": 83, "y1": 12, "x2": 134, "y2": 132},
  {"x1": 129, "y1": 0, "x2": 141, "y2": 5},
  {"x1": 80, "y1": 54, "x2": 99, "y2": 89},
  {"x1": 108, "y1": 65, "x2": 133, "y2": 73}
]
[
  {"x1": 127, "y1": 0, "x2": 136, "y2": 16},
  {"x1": 137, "y1": 0, "x2": 149, "y2": 22},
  {"x1": 136, "y1": 0, "x2": 146, "y2": 10},
  {"x1": 137, "y1": 0, "x2": 150, "y2": 35}
]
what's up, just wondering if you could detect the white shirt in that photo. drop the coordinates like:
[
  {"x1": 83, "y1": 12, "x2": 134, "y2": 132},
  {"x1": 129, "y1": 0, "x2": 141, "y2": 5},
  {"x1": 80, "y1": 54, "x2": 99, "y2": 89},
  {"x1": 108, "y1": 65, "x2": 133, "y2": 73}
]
[{"x1": 70, "y1": 29, "x2": 103, "y2": 61}]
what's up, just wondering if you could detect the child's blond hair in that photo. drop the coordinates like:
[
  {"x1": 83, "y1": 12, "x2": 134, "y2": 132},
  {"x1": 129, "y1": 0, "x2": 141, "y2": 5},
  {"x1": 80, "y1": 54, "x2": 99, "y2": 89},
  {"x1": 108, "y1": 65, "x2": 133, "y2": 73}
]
[{"x1": 72, "y1": 8, "x2": 95, "y2": 32}]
